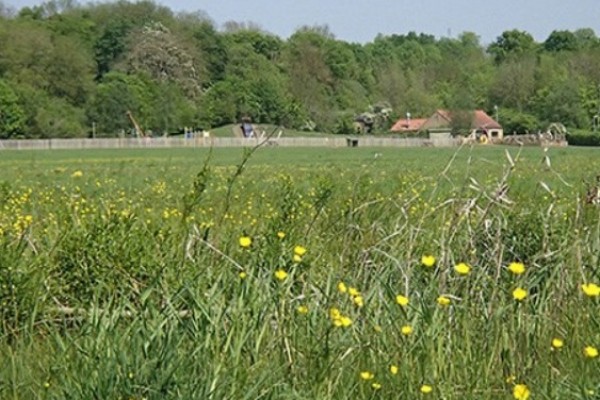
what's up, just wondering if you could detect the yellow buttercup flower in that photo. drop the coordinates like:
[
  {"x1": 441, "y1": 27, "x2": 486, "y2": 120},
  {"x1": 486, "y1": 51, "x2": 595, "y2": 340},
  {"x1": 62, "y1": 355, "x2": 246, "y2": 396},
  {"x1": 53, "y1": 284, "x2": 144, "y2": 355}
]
[
  {"x1": 551, "y1": 338, "x2": 564, "y2": 349},
  {"x1": 420, "y1": 384, "x2": 433, "y2": 394},
  {"x1": 421, "y1": 255, "x2": 436, "y2": 267},
  {"x1": 348, "y1": 287, "x2": 360, "y2": 297},
  {"x1": 71, "y1": 170, "x2": 83, "y2": 178},
  {"x1": 581, "y1": 283, "x2": 600, "y2": 297},
  {"x1": 293, "y1": 254, "x2": 303, "y2": 263},
  {"x1": 508, "y1": 262, "x2": 526, "y2": 275},
  {"x1": 274, "y1": 269, "x2": 288, "y2": 281},
  {"x1": 454, "y1": 262, "x2": 471, "y2": 275},
  {"x1": 512, "y1": 287, "x2": 527, "y2": 301},
  {"x1": 401, "y1": 325, "x2": 413, "y2": 336},
  {"x1": 584, "y1": 346, "x2": 598, "y2": 358},
  {"x1": 360, "y1": 371, "x2": 374, "y2": 380},
  {"x1": 390, "y1": 365, "x2": 398, "y2": 375},
  {"x1": 339, "y1": 316, "x2": 352, "y2": 327},
  {"x1": 239, "y1": 236, "x2": 252, "y2": 248},
  {"x1": 338, "y1": 282, "x2": 348, "y2": 293},
  {"x1": 296, "y1": 305, "x2": 309, "y2": 314},
  {"x1": 293, "y1": 245, "x2": 307, "y2": 257},
  {"x1": 329, "y1": 308, "x2": 341, "y2": 320},
  {"x1": 437, "y1": 296, "x2": 451, "y2": 306},
  {"x1": 277, "y1": 231, "x2": 286, "y2": 239},
  {"x1": 371, "y1": 382, "x2": 381, "y2": 390},
  {"x1": 513, "y1": 384, "x2": 530, "y2": 400},
  {"x1": 238, "y1": 271, "x2": 247, "y2": 280},
  {"x1": 353, "y1": 295, "x2": 364, "y2": 307},
  {"x1": 396, "y1": 294, "x2": 409, "y2": 306}
]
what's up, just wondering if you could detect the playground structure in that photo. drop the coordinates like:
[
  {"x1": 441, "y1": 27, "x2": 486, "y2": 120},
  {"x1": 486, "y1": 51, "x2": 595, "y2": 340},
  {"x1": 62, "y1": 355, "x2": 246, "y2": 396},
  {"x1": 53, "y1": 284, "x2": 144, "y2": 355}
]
[
  {"x1": 353, "y1": 103, "x2": 393, "y2": 134},
  {"x1": 126, "y1": 111, "x2": 147, "y2": 138}
]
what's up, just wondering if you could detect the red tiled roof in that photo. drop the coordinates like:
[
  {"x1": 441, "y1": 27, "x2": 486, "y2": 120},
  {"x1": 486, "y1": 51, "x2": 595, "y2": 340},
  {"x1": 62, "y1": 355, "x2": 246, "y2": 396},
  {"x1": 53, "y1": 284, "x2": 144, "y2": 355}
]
[
  {"x1": 423, "y1": 109, "x2": 501, "y2": 130},
  {"x1": 390, "y1": 118, "x2": 427, "y2": 132},
  {"x1": 472, "y1": 110, "x2": 501, "y2": 129}
]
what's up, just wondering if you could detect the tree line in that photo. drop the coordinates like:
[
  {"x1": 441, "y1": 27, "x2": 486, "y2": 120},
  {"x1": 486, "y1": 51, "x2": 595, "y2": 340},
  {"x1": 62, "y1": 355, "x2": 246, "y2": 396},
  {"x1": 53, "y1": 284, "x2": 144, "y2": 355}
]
[{"x1": 0, "y1": 0, "x2": 599, "y2": 138}]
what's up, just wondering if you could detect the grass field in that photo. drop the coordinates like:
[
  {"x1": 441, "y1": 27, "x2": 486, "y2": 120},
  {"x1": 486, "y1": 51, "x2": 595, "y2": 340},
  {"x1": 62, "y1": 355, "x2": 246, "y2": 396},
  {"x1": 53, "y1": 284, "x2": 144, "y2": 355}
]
[{"x1": 0, "y1": 145, "x2": 599, "y2": 399}]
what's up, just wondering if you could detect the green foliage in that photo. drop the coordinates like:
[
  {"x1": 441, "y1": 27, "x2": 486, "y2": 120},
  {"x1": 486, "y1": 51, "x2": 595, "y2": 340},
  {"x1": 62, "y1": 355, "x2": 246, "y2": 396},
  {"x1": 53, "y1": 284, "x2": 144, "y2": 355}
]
[
  {"x1": 34, "y1": 96, "x2": 86, "y2": 137},
  {"x1": 566, "y1": 132, "x2": 600, "y2": 146},
  {"x1": 488, "y1": 29, "x2": 537, "y2": 63},
  {"x1": 0, "y1": 3, "x2": 599, "y2": 136},
  {"x1": 0, "y1": 79, "x2": 26, "y2": 138},
  {"x1": 498, "y1": 108, "x2": 541, "y2": 134},
  {"x1": 544, "y1": 30, "x2": 579, "y2": 52}
]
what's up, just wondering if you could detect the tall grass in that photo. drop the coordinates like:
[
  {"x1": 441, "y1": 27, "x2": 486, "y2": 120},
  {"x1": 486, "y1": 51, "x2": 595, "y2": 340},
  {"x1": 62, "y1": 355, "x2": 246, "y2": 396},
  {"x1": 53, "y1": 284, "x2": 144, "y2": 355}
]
[{"x1": 0, "y1": 145, "x2": 598, "y2": 399}]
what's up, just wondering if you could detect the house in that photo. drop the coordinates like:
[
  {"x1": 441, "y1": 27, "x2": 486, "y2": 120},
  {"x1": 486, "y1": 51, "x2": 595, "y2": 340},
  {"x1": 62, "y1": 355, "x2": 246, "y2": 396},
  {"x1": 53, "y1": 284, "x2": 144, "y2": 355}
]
[
  {"x1": 420, "y1": 109, "x2": 503, "y2": 140},
  {"x1": 390, "y1": 117, "x2": 427, "y2": 133}
]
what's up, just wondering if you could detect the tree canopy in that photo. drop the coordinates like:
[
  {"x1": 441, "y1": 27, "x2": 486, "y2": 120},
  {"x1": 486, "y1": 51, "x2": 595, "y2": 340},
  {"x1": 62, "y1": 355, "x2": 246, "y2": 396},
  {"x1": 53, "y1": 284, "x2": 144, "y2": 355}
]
[{"x1": 0, "y1": 1, "x2": 599, "y2": 138}]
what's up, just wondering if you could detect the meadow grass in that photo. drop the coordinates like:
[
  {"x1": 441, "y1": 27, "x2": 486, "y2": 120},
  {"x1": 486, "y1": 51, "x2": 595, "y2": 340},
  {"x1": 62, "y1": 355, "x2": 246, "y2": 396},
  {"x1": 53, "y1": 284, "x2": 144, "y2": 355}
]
[{"x1": 0, "y1": 145, "x2": 599, "y2": 399}]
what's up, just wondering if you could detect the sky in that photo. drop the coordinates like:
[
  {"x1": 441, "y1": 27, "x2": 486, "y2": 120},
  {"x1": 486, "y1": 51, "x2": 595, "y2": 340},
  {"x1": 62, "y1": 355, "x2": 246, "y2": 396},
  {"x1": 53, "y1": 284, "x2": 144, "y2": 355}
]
[{"x1": 3, "y1": 0, "x2": 600, "y2": 45}]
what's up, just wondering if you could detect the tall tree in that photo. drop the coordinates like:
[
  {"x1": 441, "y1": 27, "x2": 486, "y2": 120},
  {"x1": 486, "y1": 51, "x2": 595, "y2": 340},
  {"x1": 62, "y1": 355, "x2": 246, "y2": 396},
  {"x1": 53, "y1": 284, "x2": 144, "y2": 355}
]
[
  {"x1": 488, "y1": 30, "x2": 537, "y2": 63},
  {"x1": 0, "y1": 79, "x2": 26, "y2": 138}
]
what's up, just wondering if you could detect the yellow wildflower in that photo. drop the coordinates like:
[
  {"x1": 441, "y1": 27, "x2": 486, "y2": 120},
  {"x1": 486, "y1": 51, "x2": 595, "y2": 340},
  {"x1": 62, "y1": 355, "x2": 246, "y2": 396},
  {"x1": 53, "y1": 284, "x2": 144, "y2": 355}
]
[
  {"x1": 296, "y1": 305, "x2": 309, "y2": 314},
  {"x1": 513, "y1": 384, "x2": 530, "y2": 400},
  {"x1": 421, "y1": 255, "x2": 436, "y2": 267},
  {"x1": 420, "y1": 384, "x2": 433, "y2": 394},
  {"x1": 454, "y1": 262, "x2": 471, "y2": 275},
  {"x1": 437, "y1": 296, "x2": 451, "y2": 306},
  {"x1": 390, "y1": 365, "x2": 398, "y2": 375},
  {"x1": 584, "y1": 346, "x2": 598, "y2": 358},
  {"x1": 512, "y1": 287, "x2": 527, "y2": 301},
  {"x1": 551, "y1": 338, "x2": 564, "y2": 349},
  {"x1": 71, "y1": 170, "x2": 83, "y2": 178},
  {"x1": 329, "y1": 308, "x2": 341, "y2": 320},
  {"x1": 348, "y1": 287, "x2": 360, "y2": 297},
  {"x1": 239, "y1": 236, "x2": 252, "y2": 248},
  {"x1": 338, "y1": 282, "x2": 348, "y2": 293},
  {"x1": 508, "y1": 262, "x2": 526, "y2": 275},
  {"x1": 401, "y1": 325, "x2": 413, "y2": 336},
  {"x1": 360, "y1": 371, "x2": 374, "y2": 380},
  {"x1": 396, "y1": 294, "x2": 409, "y2": 306},
  {"x1": 294, "y1": 245, "x2": 307, "y2": 257},
  {"x1": 238, "y1": 271, "x2": 247, "y2": 280},
  {"x1": 371, "y1": 382, "x2": 381, "y2": 390},
  {"x1": 353, "y1": 295, "x2": 364, "y2": 307},
  {"x1": 274, "y1": 269, "x2": 288, "y2": 281},
  {"x1": 293, "y1": 254, "x2": 303, "y2": 263},
  {"x1": 277, "y1": 231, "x2": 286, "y2": 239},
  {"x1": 339, "y1": 316, "x2": 352, "y2": 327},
  {"x1": 581, "y1": 283, "x2": 600, "y2": 297}
]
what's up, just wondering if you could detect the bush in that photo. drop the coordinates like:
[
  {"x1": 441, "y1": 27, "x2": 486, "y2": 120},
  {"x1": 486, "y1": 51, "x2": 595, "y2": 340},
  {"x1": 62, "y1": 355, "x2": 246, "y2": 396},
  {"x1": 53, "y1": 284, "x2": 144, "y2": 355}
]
[{"x1": 566, "y1": 132, "x2": 600, "y2": 146}]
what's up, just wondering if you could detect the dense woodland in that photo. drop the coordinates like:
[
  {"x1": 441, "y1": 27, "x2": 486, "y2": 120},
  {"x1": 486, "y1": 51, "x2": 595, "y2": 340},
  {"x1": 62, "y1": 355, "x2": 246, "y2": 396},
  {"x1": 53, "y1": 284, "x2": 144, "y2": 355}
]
[{"x1": 0, "y1": 0, "x2": 599, "y2": 138}]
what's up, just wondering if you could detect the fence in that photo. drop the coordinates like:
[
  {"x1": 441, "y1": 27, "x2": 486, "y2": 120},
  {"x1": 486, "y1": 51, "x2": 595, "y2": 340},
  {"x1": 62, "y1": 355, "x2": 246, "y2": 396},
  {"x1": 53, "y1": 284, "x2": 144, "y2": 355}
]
[{"x1": 0, "y1": 136, "x2": 463, "y2": 151}]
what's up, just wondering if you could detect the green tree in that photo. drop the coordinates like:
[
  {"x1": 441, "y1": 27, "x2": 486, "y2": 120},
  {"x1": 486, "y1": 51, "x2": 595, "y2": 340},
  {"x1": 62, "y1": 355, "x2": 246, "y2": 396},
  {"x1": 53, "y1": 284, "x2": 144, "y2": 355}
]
[
  {"x1": 117, "y1": 21, "x2": 203, "y2": 98},
  {"x1": 489, "y1": 57, "x2": 536, "y2": 111},
  {"x1": 488, "y1": 30, "x2": 537, "y2": 63},
  {"x1": 86, "y1": 72, "x2": 156, "y2": 135},
  {"x1": 498, "y1": 108, "x2": 540, "y2": 134},
  {"x1": 544, "y1": 30, "x2": 578, "y2": 52},
  {"x1": 0, "y1": 79, "x2": 26, "y2": 138}
]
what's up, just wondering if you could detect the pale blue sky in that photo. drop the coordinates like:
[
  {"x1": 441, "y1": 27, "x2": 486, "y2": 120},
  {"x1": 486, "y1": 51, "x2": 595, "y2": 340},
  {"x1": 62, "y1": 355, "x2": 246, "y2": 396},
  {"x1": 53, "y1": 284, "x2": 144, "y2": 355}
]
[{"x1": 4, "y1": 0, "x2": 600, "y2": 44}]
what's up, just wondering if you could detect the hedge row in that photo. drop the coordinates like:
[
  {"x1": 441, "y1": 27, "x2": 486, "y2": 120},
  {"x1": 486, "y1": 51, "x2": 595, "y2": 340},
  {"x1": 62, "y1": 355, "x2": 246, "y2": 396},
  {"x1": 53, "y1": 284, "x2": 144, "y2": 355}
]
[{"x1": 566, "y1": 133, "x2": 600, "y2": 146}]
